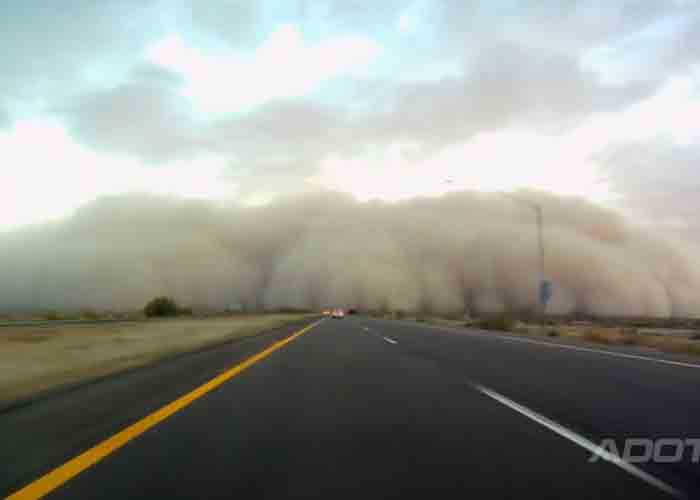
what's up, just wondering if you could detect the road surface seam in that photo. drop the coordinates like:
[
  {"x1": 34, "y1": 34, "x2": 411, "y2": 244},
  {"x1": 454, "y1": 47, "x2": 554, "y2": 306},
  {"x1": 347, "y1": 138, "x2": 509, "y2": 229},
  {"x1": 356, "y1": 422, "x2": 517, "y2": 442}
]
[
  {"x1": 473, "y1": 383, "x2": 685, "y2": 499},
  {"x1": 5, "y1": 319, "x2": 324, "y2": 500}
]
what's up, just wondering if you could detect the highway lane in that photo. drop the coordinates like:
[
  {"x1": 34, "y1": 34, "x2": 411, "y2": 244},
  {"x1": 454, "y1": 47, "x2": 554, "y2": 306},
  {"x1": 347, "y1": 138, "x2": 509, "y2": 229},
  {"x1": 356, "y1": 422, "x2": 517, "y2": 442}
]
[
  {"x1": 367, "y1": 317, "x2": 700, "y2": 494},
  {"x1": 4, "y1": 316, "x2": 696, "y2": 498},
  {"x1": 0, "y1": 318, "x2": 318, "y2": 497}
]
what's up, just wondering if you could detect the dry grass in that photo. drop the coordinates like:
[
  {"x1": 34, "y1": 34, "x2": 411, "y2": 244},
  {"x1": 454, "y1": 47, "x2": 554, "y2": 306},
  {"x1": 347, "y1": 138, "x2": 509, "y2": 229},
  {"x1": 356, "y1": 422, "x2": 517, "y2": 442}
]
[
  {"x1": 476, "y1": 315, "x2": 515, "y2": 331},
  {"x1": 563, "y1": 326, "x2": 700, "y2": 356},
  {"x1": 0, "y1": 314, "x2": 312, "y2": 404},
  {"x1": 582, "y1": 328, "x2": 635, "y2": 345},
  {"x1": 405, "y1": 314, "x2": 700, "y2": 358},
  {"x1": 639, "y1": 337, "x2": 700, "y2": 356},
  {"x1": 425, "y1": 318, "x2": 464, "y2": 328}
]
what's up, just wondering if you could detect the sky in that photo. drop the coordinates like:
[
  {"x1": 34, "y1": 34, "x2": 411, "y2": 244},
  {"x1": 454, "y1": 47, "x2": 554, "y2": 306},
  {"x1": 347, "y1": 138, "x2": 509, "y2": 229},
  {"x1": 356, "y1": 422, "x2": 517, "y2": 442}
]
[{"x1": 2, "y1": 0, "x2": 700, "y2": 238}]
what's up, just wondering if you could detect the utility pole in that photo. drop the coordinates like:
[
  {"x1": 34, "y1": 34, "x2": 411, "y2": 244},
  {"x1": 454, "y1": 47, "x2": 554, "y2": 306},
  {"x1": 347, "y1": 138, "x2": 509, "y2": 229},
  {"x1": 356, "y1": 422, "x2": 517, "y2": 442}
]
[
  {"x1": 535, "y1": 204, "x2": 545, "y2": 297},
  {"x1": 502, "y1": 194, "x2": 549, "y2": 328}
]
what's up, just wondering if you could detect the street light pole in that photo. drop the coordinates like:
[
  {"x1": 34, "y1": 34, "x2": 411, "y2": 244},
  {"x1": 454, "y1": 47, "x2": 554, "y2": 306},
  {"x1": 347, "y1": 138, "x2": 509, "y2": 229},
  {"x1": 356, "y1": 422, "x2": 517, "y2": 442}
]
[
  {"x1": 443, "y1": 183, "x2": 549, "y2": 324},
  {"x1": 502, "y1": 194, "x2": 547, "y2": 323},
  {"x1": 535, "y1": 204, "x2": 545, "y2": 292}
]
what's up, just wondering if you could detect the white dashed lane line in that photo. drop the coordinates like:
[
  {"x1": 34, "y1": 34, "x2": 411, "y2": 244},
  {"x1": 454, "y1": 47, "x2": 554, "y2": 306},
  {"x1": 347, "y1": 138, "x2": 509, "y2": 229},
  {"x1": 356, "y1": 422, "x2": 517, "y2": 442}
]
[{"x1": 362, "y1": 326, "x2": 398, "y2": 345}]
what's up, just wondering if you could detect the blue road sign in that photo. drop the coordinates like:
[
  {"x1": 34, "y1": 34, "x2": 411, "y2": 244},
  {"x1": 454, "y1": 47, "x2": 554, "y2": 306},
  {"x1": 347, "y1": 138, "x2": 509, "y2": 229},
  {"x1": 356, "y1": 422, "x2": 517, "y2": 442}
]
[{"x1": 540, "y1": 280, "x2": 553, "y2": 305}]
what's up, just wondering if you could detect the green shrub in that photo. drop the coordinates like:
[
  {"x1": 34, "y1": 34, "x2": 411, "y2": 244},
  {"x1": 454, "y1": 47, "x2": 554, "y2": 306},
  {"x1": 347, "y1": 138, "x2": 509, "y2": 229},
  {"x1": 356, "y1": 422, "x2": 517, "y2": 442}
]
[
  {"x1": 177, "y1": 306, "x2": 193, "y2": 316},
  {"x1": 477, "y1": 315, "x2": 515, "y2": 332},
  {"x1": 44, "y1": 310, "x2": 62, "y2": 321},
  {"x1": 144, "y1": 297, "x2": 179, "y2": 318},
  {"x1": 81, "y1": 310, "x2": 100, "y2": 320}
]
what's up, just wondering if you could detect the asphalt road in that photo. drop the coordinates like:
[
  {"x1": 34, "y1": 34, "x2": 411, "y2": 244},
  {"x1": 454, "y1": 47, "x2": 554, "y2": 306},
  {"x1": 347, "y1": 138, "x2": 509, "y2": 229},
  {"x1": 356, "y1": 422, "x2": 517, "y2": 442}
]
[{"x1": 2, "y1": 316, "x2": 700, "y2": 499}]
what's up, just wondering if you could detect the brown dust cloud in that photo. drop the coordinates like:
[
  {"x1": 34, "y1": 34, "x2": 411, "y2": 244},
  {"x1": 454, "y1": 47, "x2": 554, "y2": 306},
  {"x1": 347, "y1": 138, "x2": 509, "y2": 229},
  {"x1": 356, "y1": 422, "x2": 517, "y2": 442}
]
[{"x1": 2, "y1": 190, "x2": 699, "y2": 317}]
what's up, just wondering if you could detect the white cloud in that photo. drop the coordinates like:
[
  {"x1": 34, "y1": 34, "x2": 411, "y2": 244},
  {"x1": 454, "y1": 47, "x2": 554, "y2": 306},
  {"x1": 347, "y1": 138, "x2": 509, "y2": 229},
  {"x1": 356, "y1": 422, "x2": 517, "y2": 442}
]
[
  {"x1": 145, "y1": 25, "x2": 380, "y2": 115},
  {"x1": 396, "y1": 0, "x2": 432, "y2": 35},
  {"x1": 570, "y1": 76, "x2": 700, "y2": 151},
  {"x1": 5, "y1": 71, "x2": 696, "y2": 231},
  {"x1": 0, "y1": 119, "x2": 232, "y2": 230},
  {"x1": 581, "y1": 15, "x2": 688, "y2": 85},
  {"x1": 311, "y1": 132, "x2": 612, "y2": 204},
  {"x1": 397, "y1": 13, "x2": 415, "y2": 34},
  {"x1": 311, "y1": 142, "x2": 429, "y2": 201},
  {"x1": 310, "y1": 75, "x2": 700, "y2": 206}
]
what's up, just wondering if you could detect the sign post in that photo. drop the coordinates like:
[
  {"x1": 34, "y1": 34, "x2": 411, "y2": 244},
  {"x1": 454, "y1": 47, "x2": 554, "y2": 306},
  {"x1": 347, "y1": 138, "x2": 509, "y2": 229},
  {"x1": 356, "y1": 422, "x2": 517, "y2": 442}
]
[
  {"x1": 539, "y1": 280, "x2": 552, "y2": 333},
  {"x1": 539, "y1": 280, "x2": 552, "y2": 308}
]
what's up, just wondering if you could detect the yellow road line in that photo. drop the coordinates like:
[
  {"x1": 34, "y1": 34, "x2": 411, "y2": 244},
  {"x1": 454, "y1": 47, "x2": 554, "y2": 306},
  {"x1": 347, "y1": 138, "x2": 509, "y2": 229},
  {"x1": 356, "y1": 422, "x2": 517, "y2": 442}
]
[{"x1": 7, "y1": 319, "x2": 323, "y2": 500}]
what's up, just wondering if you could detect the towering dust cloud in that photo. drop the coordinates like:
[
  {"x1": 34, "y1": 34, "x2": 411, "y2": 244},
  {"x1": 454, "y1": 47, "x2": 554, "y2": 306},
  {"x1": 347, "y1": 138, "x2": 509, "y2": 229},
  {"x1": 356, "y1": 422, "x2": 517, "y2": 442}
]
[{"x1": 1, "y1": 190, "x2": 699, "y2": 317}]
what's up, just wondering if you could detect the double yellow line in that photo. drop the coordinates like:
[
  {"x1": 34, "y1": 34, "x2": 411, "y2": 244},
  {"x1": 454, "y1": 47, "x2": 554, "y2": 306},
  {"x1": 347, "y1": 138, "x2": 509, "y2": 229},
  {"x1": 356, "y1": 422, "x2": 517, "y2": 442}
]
[{"x1": 7, "y1": 320, "x2": 323, "y2": 500}]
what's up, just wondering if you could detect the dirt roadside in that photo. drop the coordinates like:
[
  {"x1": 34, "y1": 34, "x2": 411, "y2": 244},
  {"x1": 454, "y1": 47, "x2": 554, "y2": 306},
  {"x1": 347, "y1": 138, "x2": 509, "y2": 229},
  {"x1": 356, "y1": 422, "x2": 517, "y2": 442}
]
[{"x1": 0, "y1": 314, "x2": 314, "y2": 404}]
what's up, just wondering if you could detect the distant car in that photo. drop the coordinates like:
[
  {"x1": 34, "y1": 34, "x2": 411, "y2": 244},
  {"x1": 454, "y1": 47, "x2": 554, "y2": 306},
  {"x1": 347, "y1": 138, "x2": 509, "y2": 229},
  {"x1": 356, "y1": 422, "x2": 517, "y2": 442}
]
[{"x1": 331, "y1": 309, "x2": 345, "y2": 319}]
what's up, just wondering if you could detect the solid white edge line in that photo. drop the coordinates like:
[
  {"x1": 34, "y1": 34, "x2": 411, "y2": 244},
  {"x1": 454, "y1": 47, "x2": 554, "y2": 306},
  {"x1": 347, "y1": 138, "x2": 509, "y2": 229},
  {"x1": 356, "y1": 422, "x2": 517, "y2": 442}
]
[
  {"x1": 414, "y1": 322, "x2": 700, "y2": 370},
  {"x1": 486, "y1": 334, "x2": 700, "y2": 369},
  {"x1": 383, "y1": 336, "x2": 398, "y2": 345},
  {"x1": 473, "y1": 384, "x2": 685, "y2": 499}
]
